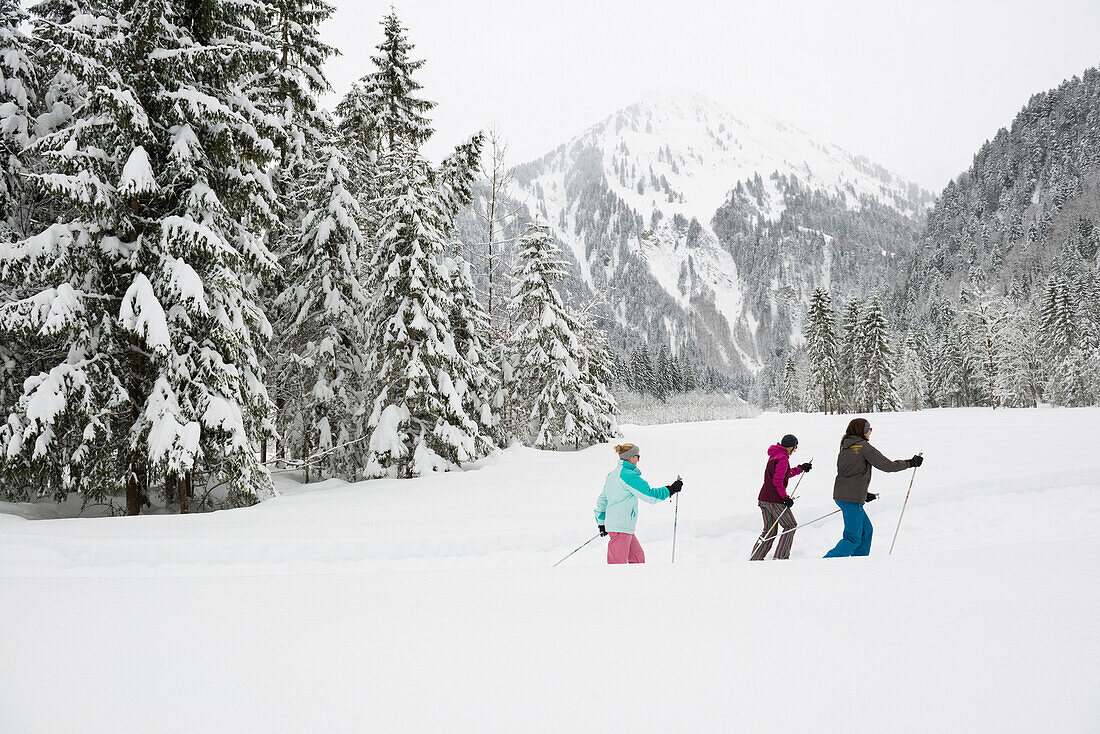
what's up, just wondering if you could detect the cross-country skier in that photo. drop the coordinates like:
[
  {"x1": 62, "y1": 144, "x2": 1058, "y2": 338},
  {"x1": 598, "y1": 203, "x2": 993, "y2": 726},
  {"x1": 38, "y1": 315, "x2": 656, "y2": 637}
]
[
  {"x1": 750, "y1": 434, "x2": 813, "y2": 560},
  {"x1": 823, "y1": 418, "x2": 923, "y2": 558},
  {"x1": 594, "y1": 443, "x2": 683, "y2": 564}
]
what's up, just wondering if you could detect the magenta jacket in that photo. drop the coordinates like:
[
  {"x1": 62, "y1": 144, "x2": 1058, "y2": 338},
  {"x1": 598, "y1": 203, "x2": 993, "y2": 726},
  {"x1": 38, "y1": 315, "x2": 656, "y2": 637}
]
[{"x1": 757, "y1": 443, "x2": 804, "y2": 503}]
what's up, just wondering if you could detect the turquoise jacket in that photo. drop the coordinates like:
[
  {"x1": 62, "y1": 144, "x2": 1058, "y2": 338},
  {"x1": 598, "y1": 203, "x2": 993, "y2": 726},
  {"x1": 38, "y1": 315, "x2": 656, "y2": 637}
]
[{"x1": 594, "y1": 460, "x2": 671, "y2": 534}]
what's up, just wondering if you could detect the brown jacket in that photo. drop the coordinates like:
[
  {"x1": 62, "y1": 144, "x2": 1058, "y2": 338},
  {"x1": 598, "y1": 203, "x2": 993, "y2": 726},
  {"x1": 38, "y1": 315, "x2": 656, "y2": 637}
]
[{"x1": 833, "y1": 435, "x2": 912, "y2": 503}]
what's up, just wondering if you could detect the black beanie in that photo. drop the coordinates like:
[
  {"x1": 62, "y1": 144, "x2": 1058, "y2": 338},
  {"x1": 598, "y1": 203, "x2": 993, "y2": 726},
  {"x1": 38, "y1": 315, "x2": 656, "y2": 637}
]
[{"x1": 780, "y1": 434, "x2": 798, "y2": 448}]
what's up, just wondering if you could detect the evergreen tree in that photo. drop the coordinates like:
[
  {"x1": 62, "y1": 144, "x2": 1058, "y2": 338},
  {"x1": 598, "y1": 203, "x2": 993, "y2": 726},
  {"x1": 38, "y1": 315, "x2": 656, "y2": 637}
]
[
  {"x1": 364, "y1": 11, "x2": 435, "y2": 153},
  {"x1": 509, "y1": 223, "x2": 606, "y2": 449},
  {"x1": 334, "y1": 79, "x2": 381, "y2": 230},
  {"x1": 781, "y1": 354, "x2": 800, "y2": 412},
  {"x1": 361, "y1": 145, "x2": 489, "y2": 476},
  {"x1": 1039, "y1": 271, "x2": 1092, "y2": 405},
  {"x1": 654, "y1": 345, "x2": 672, "y2": 402},
  {"x1": 682, "y1": 359, "x2": 697, "y2": 392},
  {"x1": 573, "y1": 307, "x2": 620, "y2": 445},
  {"x1": 856, "y1": 294, "x2": 898, "y2": 412},
  {"x1": 0, "y1": 0, "x2": 281, "y2": 512},
  {"x1": 896, "y1": 333, "x2": 928, "y2": 411},
  {"x1": 962, "y1": 284, "x2": 1005, "y2": 408},
  {"x1": 272, "y1": 132, "x2": 368, "y2": 481},
  {"x1": 996, "y1": 303, "x2": 1044, "y2": 407},
  {"x1": 0, "y1": 0, "x2": 38, "y2": 239},
  {"x1": 804, "y1": 287, "x2": 839, "y2": 413},
  {"x1": 445, "y1": 255, "x2": 498, "y2": 453},
  {"x1": 837, "y1": 297, "x2": 863, "y2": 411},
  {"x1": 630, "y1": 345, "x2": 655, "y2": 396}
]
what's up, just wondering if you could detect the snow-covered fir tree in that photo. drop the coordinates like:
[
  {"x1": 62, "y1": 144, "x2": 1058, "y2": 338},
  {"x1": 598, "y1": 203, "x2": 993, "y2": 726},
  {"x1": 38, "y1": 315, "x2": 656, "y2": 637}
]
[
  {"x1": 896, "y1": 333, "x2": 928, "y2": 411},
  {"x1": 363, "y1": 10, "x2": 435, "y2": 153},
  {"x1": 1040, "y1": 269, "x2": 1097, "y2": 406},
  {"x1": 361, "y1": 145, "x2": 492, "y2": 476},
  {"x1": 856, "y1": 294, "x2": 898, "y2": 412},
  {"x1": 781, "y1": 354, "x2": 801, "y2": 412},
  {"x1": 509, "y1": 222, "x2": 614, "y2": 449},
  {"x1": 804, "y1": 287, "x2": 838, "y2": 413},
  {"x1": 836, "y1": 297, "x2": 862, "y2": 411},
  {"x1": 573, "y1": 306, "x2": 620, "y2": 445},
  {"x1": 630, "y1": 345, "x2": 656, "y2": 396},
  {"x1": 995, "y1": 303, "x2": 1044, "y2": 407},
  {"x1": 0, "y1": 0, "x2": 280, "y2": 512},
  {"x1": 0, "y1": 0, "x2": 38, "y2": 239},
  {"x1": 654, "y1": 345, "x2": 672, "y2": 401},
  {"x1": 962, "y1": 283, "x2": 1005, "y2": 408},
  {"x1": 444, "y1": 255, "x2": 498, "y2": 453},
  {"x1": 272, "y1": 129, "x2": 368, "y2": 481}
]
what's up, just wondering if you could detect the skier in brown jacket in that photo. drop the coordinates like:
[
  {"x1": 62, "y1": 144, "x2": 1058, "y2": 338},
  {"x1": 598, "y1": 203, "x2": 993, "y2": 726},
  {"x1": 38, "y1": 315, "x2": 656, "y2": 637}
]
[{"x1": 823, "y1": 418, "x2": 923, "y2": 558}]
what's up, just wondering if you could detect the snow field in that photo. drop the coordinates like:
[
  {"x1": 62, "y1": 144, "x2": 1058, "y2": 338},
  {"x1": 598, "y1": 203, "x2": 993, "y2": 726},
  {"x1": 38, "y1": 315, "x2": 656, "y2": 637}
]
[{"x1": 1, "y1": 407, "x2": 1099, "y2": 732}]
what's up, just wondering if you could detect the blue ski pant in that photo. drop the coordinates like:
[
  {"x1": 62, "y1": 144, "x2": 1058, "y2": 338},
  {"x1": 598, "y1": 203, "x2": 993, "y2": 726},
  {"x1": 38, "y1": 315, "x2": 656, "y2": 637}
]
[{"x1": 823, "y1": 501, "x2": 873, "y2": 558}]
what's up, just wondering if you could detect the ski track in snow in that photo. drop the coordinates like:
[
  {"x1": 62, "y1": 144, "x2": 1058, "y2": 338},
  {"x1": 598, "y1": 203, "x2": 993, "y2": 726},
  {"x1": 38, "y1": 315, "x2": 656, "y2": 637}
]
[{"x1": 1, "y1": 407, "x2": 1099, "y2": 732}]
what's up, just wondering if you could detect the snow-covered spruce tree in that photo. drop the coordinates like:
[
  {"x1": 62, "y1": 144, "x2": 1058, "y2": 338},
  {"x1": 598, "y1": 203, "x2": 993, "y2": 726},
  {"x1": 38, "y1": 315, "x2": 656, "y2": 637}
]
[
  {"x1": 855, "y1": 294, "x2": 898, "y2": 412},
  {"x1": 254, "y1": 0, "x2": 338, "y2": 467},
  {"x1": 804, "y1": 287, "x2": 838, "y2": 413},
  {"x1": 444, "y1": 255, "x2": 498, "y2": 454},
  {"x1": 573, "y1": 305, "x2": 620, "y2": 444},
  {"x1": 780, "y1": 353, "x2": 802, "y2": 412},
  {"x1": 836, "y1": 297, "x2": 862, "y2": 411},
  {"x1": 1040, "y1": 267, "x2": 1098, "y2": 406},
  {"x1": 896, "y1": 333, "x2": 928, "y2": 411},
  {"x1": 252, "y1": 0, "x2": 336, "y2": 257},
  {"x1": 930, "y1": 322, "x2": 972, "y2": 408},
  {"x1": 629, "y1": 345, "x2": 655, "y2": 396},
  {"x1": 962, "y1": 284, "x2": 1005, "y2": 408},
  {"x1": 0, "y1": 0, "x2": 39, "y2": 239},
  {"x1": 509, "y1": 222, "x2": 609, "y2": 449},
  {"x1": 669, "y1": 356, "x2": 683, "y2": 394},
  {"x1": 258, "y1": 0, "x2": 335, "y2": 175},
  {"x1": 335, "y1": 80, "x2": 381, "y2": 234},
  {"x1": 363, "y1": 10, "x2": 435, "y2": 154},
  {"x1": 682, "y1": 359, "x2": 697, "y2": 392},
  {"x1": 995, "y1": 303, "x2": 1044, "y2": 407},
  {"x1": 0, "y1": 1, "x2": 279, "y2": 512},
  {"x1": 271, "y1": 129, "x2": 368, "y2": 481},
  {"x1": 654, "y1": 344, "x2": 672, "y2": 402},
  {"x1": 360, "y1": 145, "x2": 491, "y2": 476}
]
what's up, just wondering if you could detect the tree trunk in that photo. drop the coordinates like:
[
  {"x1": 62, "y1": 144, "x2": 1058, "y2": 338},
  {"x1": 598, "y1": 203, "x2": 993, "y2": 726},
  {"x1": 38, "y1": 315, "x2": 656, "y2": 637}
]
[
  {"x1": 178, "y1": 472, "x2": 190, "y2": 514},
  {"x1": 126, "y1": 473, "x2": 143, "y2": 516}
]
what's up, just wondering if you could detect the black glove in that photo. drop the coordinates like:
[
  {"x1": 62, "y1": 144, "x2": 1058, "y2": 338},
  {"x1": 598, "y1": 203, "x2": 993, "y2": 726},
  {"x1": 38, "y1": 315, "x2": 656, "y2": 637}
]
[
  {"x1": 798, "y1": 462, "x2": 813, "y2": 473},
  {"x1": 598, "y1": 524, "x2": 608, "y2": 537},
  {"x1": 782, "y1": 496, "x2": 794, "y2": 508},
  {"x1": 909, "y1": 454, "x2": 924, "y2": 468},
  {"x1": 667, "y1": 478, "x2": 683, "y2": 496},
  {"x1": 865, "y1": 492, "x2": 878, "y2": 503}
]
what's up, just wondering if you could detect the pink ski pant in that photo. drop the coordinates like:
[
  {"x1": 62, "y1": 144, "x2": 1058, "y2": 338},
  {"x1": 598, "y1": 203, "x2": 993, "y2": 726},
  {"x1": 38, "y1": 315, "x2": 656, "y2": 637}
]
[{"x1": 607, "y1": 532, "x2": 646, "y2": 564}]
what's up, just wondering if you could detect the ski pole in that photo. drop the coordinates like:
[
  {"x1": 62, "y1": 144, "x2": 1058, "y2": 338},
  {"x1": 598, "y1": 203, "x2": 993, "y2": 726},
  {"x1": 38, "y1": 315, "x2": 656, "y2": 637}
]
[
  {"x1": 750, "y1": 458, "x2": 811, "y2": 559},
  {"x1": 672, "y1": 475, "x2": 681, "y2": 564},
  {"x1": 889, "y1": 454, "x2": 922, "y2": 555},
  {"x1": 552, "y1": 534, "x2": 601, "y2": 567},
  {"x1": 764, "y1": 507, "x2": 842, "y2": 544}
]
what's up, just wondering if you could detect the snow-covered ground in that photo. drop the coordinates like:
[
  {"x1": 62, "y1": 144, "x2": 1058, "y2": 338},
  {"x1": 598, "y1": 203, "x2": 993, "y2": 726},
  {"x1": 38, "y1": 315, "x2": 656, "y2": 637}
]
[{"x1": 2, "y1": 407, "x2": 1098, "y2": 732}]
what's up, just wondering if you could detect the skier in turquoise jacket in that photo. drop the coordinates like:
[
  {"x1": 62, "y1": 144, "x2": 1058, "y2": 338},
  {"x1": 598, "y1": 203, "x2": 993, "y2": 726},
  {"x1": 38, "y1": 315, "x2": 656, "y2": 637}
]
[{"x1": 594, "y1": 442, "x2": 683, "y2": 564}]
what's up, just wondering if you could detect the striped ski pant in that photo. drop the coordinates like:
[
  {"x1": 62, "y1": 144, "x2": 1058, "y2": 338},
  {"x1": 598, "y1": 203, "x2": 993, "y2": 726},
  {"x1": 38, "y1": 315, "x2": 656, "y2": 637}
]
[{"x1": 750, "y1": 501, "x2": 797, "y2": 560}]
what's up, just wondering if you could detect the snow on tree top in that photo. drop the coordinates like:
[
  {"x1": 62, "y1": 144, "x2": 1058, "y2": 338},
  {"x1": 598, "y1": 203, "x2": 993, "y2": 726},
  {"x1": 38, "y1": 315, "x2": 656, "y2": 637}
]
[{"x1": 119, "y1": 146, "x2": 158, "y2": 197}]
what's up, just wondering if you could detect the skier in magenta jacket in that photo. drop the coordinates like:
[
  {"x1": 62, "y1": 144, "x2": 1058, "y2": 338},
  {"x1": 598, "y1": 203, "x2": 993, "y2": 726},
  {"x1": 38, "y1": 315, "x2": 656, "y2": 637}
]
[{"x1": 750, "y1": 434, "x2": 812, "y2": 560}]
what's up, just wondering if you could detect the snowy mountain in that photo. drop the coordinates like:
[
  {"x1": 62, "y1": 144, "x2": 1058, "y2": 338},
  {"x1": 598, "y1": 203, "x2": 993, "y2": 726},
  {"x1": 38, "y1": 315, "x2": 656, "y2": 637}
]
[
  {"x1": 507, "y1": 91, "x2": 932, "y2": 376},
  {"x1": 895, "y1": 67, "x2": 1100, "y2": 318}
]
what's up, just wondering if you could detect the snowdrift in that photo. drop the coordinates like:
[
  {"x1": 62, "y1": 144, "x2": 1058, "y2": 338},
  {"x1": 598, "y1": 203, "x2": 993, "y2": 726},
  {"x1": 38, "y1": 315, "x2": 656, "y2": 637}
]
[{"x1": 1, "y1": 407, "x2": 1098, "y2": 732}]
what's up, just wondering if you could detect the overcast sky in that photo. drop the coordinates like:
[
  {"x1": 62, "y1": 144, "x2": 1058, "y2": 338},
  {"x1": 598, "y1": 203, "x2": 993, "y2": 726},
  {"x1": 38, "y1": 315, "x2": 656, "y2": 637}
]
[{"x1": 319, "y1": 0, "x2": 1100, "y2": 192}]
